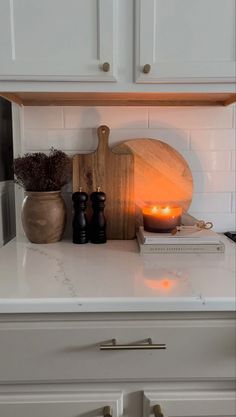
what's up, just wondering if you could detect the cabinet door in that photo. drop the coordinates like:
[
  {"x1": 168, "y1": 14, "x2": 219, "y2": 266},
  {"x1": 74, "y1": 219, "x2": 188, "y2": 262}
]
[
  {"x1": 0, "y1": 0, "x2": 117, "y2": 81},
  {"x1": 136, "y1": 0, "x2": 236, "y2": 83},
  {"x1": 143, "y1": 391, "x2": 236, "y2": 417},
  {"x1": 0, "y1": 391, "x2": 123, "y2": 417}
]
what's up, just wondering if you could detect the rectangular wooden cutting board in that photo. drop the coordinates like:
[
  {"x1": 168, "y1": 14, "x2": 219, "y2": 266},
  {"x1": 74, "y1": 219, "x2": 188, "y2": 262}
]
[{"x1": 73, "y1": 125, "x2": 135, "y2": 239}]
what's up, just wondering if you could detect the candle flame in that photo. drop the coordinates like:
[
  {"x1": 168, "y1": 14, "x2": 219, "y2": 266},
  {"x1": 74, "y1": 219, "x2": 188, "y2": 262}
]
[
  {"x1": 151, "y1": 206, "x2": 159, "y2": 213},
  {"x1": 143, "y1": 205, "x2": 182, "y2": 217},
  {"x1": 162, "y1": 206, "x2": 170, "y2": 214},
  {"x1": 150, "y1": 206, "x2": 172, "y2": 214}
]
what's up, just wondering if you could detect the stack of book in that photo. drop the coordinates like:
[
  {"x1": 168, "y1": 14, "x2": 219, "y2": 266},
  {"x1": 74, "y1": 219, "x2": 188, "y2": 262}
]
[{"x1": 137, "y1": 226, "x2": 225, "y2": 254}]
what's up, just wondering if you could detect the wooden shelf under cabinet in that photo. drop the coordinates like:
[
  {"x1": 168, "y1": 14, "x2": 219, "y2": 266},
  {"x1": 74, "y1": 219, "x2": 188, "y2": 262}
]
[{"x1": 0, "y1": 92, "x2": 236, "y2": 106}]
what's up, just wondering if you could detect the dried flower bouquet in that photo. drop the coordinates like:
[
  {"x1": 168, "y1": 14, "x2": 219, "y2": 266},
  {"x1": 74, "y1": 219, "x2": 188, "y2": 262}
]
[{"x1": 14, "y1": 148, "x2": 71, "y2": 191}]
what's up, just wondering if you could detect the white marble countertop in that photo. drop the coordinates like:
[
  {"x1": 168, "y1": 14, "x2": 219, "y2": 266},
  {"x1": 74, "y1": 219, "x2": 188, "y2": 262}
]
[{"x1": 0, "y1": 235, "x2": 235, "y2": 313}]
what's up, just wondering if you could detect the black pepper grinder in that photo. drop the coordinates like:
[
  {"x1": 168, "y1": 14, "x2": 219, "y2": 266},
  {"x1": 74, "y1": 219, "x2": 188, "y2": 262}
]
[
  {"x1": 90, "y1": 187, "x2": 107, "y2": 244},
  {"x1": 72, "y1": 187, "x2": 89, "y2": 244}
]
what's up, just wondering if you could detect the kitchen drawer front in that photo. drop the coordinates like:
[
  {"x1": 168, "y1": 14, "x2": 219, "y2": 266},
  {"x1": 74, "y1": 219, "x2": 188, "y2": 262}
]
[
  {"x1": 0, "y1": 391, "x2": 123, "y2": 417},
  {"x1": 0, "y1": 319, "x2": 235, "y2": 382},
  {"x1": 143, "y1": 390, "x2": 236, "y2": 416}
]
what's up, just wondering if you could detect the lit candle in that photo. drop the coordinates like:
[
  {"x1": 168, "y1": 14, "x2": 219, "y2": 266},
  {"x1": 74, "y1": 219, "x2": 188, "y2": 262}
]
[{"x1": 142, "y1": 205, "x2": 182, "y2": 233}]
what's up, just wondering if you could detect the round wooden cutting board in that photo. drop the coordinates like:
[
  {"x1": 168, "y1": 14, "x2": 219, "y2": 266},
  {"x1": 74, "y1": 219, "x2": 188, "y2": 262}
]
[{"x1": 113, "y1": 138, "x2": 193, "y2": 213}]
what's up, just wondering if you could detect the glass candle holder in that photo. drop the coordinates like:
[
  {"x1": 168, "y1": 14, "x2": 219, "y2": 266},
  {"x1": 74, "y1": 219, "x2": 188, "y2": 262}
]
[{"x1": 143, "y1": 205, "x2": 182, "y2": 233}]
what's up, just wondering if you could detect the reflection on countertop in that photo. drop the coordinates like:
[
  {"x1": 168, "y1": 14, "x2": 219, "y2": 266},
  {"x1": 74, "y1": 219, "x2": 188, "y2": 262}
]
[{"x1": 0, "y1": 235, "x2": 235, "y2": 313}]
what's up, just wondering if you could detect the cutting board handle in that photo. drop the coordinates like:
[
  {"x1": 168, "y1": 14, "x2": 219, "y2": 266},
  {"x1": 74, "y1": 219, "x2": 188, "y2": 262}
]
[{"x1": 97, "y1": 125, "x2": 110, "y2": 152}]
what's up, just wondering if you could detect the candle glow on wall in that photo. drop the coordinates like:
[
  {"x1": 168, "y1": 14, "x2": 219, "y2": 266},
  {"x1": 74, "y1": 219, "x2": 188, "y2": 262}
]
[{"x1": 121, "y1": 138, "x2": 194, "y2": 216}]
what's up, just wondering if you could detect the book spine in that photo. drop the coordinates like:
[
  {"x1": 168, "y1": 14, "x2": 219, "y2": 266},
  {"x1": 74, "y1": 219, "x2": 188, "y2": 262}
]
[
  {"x1": 139, "y1": 243, "x2": 225, "y2": 254},
  {"x1": 143, "y1": 238, "x2": 220, "y2": 244}
]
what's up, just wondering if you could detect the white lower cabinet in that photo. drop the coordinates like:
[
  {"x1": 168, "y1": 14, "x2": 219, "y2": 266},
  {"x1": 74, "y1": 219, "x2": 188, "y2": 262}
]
[
  {"x1": 0, "y1": 390, "x2": 123, "y2": 417},
  {"x1": 0, "y1": 387, "x2": 235, "y2": 417},
  {"x1": 143, "y1": 391, "x2": 236, "y2": 417},
  {"x1": 1, "y1": 318, "x2": 235, "y2": 382},
  {"x1": 0, "y1": 313, "x2": 235, "y2": 417}
]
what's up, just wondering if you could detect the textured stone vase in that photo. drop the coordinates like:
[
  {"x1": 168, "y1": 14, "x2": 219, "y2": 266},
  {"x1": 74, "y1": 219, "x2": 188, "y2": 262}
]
[{"x1": 21, "y1": 191, "x2": 66, "y2": 243}]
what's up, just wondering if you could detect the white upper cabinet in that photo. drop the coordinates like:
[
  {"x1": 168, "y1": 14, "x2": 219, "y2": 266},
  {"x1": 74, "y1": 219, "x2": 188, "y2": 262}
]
[
  {"x1": 0, "y1": 0, "x2": 117, "y2": 81},
  {"x1": 0, "y1": 0, "x2": 235, "y2": 87},
  {"x1": 136, "y1": 0, "x2": 236, "y2": 83}
]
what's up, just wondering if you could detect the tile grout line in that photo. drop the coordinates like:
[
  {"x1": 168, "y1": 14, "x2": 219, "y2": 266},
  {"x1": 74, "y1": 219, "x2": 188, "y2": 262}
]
[
  {"x1": 232, "y1": 103, "x2": 235, "y2": 128},
  {"x1": 62, "y1": 107, "x2": 66, "y2": 129}
]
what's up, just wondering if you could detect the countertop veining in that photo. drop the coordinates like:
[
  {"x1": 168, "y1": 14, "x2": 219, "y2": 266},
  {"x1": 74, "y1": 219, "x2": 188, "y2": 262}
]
[{"x1": 0, "y1": 235, "x2": 235, "y2": 313}]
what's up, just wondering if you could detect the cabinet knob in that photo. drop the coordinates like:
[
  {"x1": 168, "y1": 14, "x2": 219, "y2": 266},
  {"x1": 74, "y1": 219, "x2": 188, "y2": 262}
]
[
  {"x1": 153, "y1": 404, "x2": 164, "y2": 417},
  {"x1": 143, "y1": 64, "x2": 151, "y2": 74},
  {"x1": 102, "y1": 62, "x2": 110, "y2": 72},
  {"x1": 103, "y1": 405, "x2": 113, "y2": 417}
]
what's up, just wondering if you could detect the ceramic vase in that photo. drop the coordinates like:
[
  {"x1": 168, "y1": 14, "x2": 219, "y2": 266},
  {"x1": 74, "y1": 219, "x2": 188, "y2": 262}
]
[{"x1": 21, "y1": 191, "x2": 66, "y2": 243}]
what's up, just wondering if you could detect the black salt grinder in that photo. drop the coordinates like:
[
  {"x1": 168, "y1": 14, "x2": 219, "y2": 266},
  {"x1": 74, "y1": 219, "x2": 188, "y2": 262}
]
[
  {"x1": 72, "y1": 187, "x2": 89, "y2": 244},
  {"x1": 90, "y1": 187, "x2": 107, "y2": 244}
]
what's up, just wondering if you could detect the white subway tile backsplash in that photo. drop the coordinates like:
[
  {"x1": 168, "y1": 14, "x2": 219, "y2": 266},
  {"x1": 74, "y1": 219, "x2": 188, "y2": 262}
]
[
  {"x1": 26, "y1": 127, "x2": 190, "y2": 151},
  {"x1": 21, "y1": 105, "x2": 236, "y2": 232},
  {"x1": 181, "y1": 150, "x2": 231, "y2": 172},
  {"x1": 108, "y1": 128, "x2": 190, "y2": 150},
  {"x1": 189, "y1": 193, "x2": 232, "y2": 213},
  {"x1": 25, "y1": 129, "x2": 97, "y2": 152},
  {"x1": 64, "y1": 106, "x2": 148, "y2": 129},
  {"x1": 189, "y1": 212, "x2": 236, "y2": 233},
  {"x1": 24, "y1": 107, "x2": 64, "y2": 129},
  {"x1": 149, "y1": 107, "x2": 233, "y2": 129},
  {"x1": 193, "y1": 172, "x2": 235, "y2": 192},
  {"x1": 191, "y1": 129, "x2": 235, "y2": 150}
]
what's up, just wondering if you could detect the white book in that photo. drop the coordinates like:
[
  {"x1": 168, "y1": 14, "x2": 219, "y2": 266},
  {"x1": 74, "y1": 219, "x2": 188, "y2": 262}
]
[
  {"x1": 136, "y1": 232, "x2": 225, "y2": 254},
  {"x1": 139, "y1": 226, "x2": 221, "y2": 245}
]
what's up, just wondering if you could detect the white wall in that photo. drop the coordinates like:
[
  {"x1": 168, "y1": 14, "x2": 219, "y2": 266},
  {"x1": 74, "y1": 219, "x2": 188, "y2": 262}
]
[{"x1": 20, "y1": 104, "x2": 236, "y2": 233}]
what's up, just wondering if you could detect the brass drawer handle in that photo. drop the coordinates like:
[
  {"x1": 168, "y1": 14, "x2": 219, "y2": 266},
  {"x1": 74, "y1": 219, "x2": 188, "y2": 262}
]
[
  {"x1": 103, "y1": 405, "x2": 112, "y2": 417},
  {"x1": 100, "y1": 338, "x2": 166, "y2": 350},
  {"x1": 102, "y1": 62, "x2": 110, "y2": 72},
  {"x1": 143, "y1": 63, "x2": 151, "y2": 73},
  {"x1": 154, "y1": 404, "x2": 164, "y2": 417}
]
